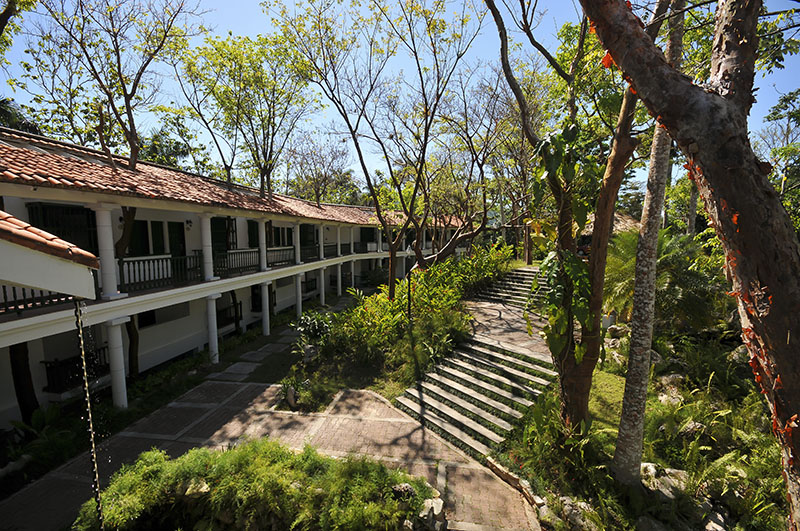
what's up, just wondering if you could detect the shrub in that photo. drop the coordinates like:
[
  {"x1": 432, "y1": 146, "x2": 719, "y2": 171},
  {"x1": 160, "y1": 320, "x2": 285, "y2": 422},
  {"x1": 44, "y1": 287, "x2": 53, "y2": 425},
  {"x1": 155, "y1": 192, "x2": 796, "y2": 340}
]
[{"x1": 74, "y1": 439, "x2": 433, "y2": 530}]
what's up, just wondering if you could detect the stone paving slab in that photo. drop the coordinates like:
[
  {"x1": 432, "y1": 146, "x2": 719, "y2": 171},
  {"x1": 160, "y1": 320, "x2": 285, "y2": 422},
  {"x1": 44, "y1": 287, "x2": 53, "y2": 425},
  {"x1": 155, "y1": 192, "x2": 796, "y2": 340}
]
[
  {"x1": 121, "y1": 404, "x2": 210, "y2": 438},
  {"x1": 224, "y1": 361, "x2": 260, "y2": 374},
  {"x1": 325, "y1": 389, "x2": 408, "y2": 419},
  {"x1": 225, "y1": 383, "x2": 281, "y2": 411},
  {"x1": 206, "y1": 371, "x2": 248, "y2": 381},
  {"x1": 173, "y1": 381, "x2": 244, "y2": 405},
  {"x1": 258, "y1": 342, "x2": 289, "y2": 353},
  {"x1": 273, "y1": 335, "x2": 297, "y2": 344},
  {"x1": 241, "y1": 350, "x2": 271, "y2": 362}
]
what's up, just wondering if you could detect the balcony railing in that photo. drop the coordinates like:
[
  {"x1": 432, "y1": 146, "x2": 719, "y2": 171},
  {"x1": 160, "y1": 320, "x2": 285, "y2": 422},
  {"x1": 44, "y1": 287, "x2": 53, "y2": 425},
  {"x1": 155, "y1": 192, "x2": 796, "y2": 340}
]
[
  {"x1": 340, "y1": 242, "x2": 351, "y2": 255},
  {"x1": 353, "y1": 242, "x2": 368, "y2": 254},
  {"x1": 323, "y1": 243, "x2": 338, "y2": 258},
  {"x1": 217, "y1": 301, "x2": 242, "y2": 328},
  {"x1": 119, "y1": 255, "x2": 202, "y2": 293},
  {"x1": 41, "y1": 345, "x2": 109, "y2": 394},
  {"x1": 267, "y1": 247, "x2": 295, "y2": 267},
  {"x1": 0, "y1": 272, "x2": 99, "y2": 318},
  {"x1": 214, "y1": 249, "x2": 260, "y2": 278},
  {"x1": 300, "y1": 245, "x2": 319, "y2": 262}
]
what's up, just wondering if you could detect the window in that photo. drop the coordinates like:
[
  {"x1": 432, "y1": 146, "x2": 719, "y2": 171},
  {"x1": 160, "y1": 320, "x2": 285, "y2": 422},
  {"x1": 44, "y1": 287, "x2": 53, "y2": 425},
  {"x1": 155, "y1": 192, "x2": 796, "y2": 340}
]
[
  {"x1": 128, "y1": 220, "x2": 150, "y2": 256},
  {"x1": 360, "y1": 227, "x2": 376, "y2": 242},
  {"x1": 27, "y1": 202, "x2": 98, "y2": 254},
  {"x1": 247, "y1": 220, "x2": 259, "y2": 248},
  {"x1": 271, "y1": 226, "x2": 293, "y2": 247},
  {"x1": 151, "y1": 221, "x2": 165, "y2": 255},
  {"x1": 211, "y1": 217, "x2": 236, "y2": 253}
]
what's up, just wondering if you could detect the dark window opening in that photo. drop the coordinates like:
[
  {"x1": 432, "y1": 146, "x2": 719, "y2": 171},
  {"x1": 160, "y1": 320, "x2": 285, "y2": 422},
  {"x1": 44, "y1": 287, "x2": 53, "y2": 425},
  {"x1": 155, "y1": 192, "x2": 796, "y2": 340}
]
[{"x1": 151, "y1": 221, "x2": 165, "y2": 255}]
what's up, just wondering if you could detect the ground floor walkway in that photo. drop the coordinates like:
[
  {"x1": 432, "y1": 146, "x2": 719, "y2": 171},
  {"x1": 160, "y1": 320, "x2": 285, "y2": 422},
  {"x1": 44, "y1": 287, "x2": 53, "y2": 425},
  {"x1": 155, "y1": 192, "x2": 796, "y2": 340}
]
[{"x1": 0, "y1": 299, "x2": 541, "y2": 530}]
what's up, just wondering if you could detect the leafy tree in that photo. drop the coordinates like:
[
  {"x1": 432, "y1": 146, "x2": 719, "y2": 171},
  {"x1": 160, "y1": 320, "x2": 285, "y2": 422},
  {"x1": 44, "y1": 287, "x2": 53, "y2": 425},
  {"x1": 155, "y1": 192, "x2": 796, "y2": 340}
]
[
  {"x1": 287, "y1": 131, "x2": 356, "y2": 207},
  {"x1": 0, "y1": 96, "x2": 39, "y2": 133},
  {"x1": 0, "y1": 0, "x2": 35, "y2": 61},
  {"x1": 581, "y1": 0, "x2": 800, "y2": 521}
]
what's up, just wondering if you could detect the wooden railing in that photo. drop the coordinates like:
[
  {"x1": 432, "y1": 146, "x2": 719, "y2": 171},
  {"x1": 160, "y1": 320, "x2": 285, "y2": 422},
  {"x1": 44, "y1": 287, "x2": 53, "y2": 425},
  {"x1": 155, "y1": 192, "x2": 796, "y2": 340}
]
[
  {"x1": 353, "y1": 242, "x2": 369, "y2": 254},
  {"x1": 213, "y1": 249, "x2": 260, "y2": 278},
  {"x1": 340, "y1": 242, "x2": 352, "y2": 255},
  {"x1": 301, "y1": 245, "x2": 319, "y2": 262},
  {"x1": 41, "y1": 345, "x2": 109, "y2": 394},
  {"x1": 267, "y1": 247, "x2": 295, "y2": 267},
  {"x1": 323, "y1": 243, "x2": 338, "y2": 258},
  {"x1": 0, "y1": 272, "x2": 99, "y2": 317},
  {"x1": 119, "y1": 255, "x2": 202, "y2": 293}
]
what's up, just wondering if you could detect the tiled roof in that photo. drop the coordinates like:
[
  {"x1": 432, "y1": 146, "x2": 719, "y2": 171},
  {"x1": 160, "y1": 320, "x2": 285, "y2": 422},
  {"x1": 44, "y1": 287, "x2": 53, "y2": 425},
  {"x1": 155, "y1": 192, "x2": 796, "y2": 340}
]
[
  {"x1": 0, "y1": 128, "x2": 444, "y2": 227},
  {"x1": 0, "y1": 209, "x2": 99, "y2": 268}
]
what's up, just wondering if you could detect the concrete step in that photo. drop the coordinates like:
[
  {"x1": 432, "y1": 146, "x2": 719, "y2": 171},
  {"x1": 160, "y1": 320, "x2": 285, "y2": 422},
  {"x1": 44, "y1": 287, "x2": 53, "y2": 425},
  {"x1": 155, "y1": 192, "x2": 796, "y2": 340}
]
[
  {"x1": 426, "y1": 371, "x2": 523, "y2": 419},
  {"x1": 436, "y1": 365, "x2": 535, "y2": 408},
  {"x1": 395, "y1": 396, "x2": 491, "y2": 456},
  {"x1": 470, "y1": 335, "x2": 554, "y2": 368},
  {"x1": 454, "y1": 349, "x2": 551, "y2": 388},
  {"x1": 464, "y1": 341, "x2": 557, "y2": 378},
  {"x1": 445, "y1": 358, "x2": 542, "y2": 398},
  {"x1": 400, "y1": 389, "x2": 504, "y2": 446},
  {"x1": 419, "y1": 381, "x2": 513, "y2": 432}
]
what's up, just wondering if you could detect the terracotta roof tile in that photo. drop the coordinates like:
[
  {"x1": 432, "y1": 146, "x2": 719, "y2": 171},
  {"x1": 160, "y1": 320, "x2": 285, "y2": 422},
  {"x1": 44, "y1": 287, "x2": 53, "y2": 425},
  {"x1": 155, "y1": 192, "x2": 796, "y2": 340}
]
[
  {"x1": 0, "y1": 209, "x2": 100, "y2": 268},
  {"x1": 0, "y1": 127, "x2": 456, "y2": 229}
]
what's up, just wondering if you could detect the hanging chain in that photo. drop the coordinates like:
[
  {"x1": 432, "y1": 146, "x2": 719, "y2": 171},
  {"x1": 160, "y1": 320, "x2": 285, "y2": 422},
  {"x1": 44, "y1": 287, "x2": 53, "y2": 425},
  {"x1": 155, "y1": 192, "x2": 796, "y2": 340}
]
[{"x1": 74, "y1": 301, "x2": 104, "y2": 529}]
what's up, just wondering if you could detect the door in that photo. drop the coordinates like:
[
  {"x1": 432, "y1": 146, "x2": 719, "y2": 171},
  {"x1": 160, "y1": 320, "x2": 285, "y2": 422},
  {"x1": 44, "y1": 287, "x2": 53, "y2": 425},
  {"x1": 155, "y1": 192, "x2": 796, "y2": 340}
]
[{"x1": 168, "y1": 221, "x2": 188, "y2": 283}]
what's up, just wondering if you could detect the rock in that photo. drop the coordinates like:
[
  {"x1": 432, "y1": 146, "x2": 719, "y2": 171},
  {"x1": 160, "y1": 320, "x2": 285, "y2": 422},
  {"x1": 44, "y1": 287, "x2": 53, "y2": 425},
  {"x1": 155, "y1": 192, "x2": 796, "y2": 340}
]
[
  {"x1": 607, "y1": 325, "x2": 629, "y2": 338},
  {"x1": 606, "y1": 337, "x2": 621, "y2": 350},
  {"x1": 640, "y1": 462, "x2": 659, "y2": 480},
  {"x1": 537, "y1": 504, "x2": 563, "y2": 527},
  {"x1": 302, "y1": 344, "x2": 318, "y2": 363},
  {"x1": 286, "y1": 385, "x2": 297, "y2": 408},
  {"x1": 636, "y1": 515, "x2": 672, "y2": 531},
  {"x1": 392, "y1": 482, "x2": 417, "y2": 500},
  {"x1": 649, "y1": 349, "x2": 663, "y2": 367},
  {"x1": 658, "y1": 373, "x2": 685, "y2": 388},
  {"x1": 704, "y1": 510, "x2": 728, "y2": 531},
  {"x1": 403, "y1": 519, "x2": 414, "y2": 530},
  {"x1": 559, "y1": 496, "x2": 597, "y2": 531},
  {"x1": 664, "y1": 468, "x2": 688, "y2": 490},
  {"x1": 658, "y1": 392, "x2": 682, "y2": 406},
  {"x1": 728, "y1": 344, "x2": 749, "y2": 363},
  {"x1": 679, "y1": 420, "x2": 707, "y2": 438}
]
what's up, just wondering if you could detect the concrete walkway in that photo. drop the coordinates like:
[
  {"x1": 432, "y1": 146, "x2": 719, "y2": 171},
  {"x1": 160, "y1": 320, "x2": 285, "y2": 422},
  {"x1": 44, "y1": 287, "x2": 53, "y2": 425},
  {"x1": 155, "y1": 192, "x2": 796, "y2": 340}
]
[{"x1": 0, "y1": 296, "x2": 541, "y2": 531}]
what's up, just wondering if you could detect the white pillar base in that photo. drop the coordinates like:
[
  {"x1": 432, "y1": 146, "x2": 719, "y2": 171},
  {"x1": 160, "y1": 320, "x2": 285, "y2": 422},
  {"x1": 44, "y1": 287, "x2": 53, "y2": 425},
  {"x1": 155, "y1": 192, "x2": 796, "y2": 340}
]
[
  {"x1": 207, "y1": 294, "x2": 221, "y2": 363},
  {"x1": 106, "y1": 317, "x2": 129, "y2": 409}
]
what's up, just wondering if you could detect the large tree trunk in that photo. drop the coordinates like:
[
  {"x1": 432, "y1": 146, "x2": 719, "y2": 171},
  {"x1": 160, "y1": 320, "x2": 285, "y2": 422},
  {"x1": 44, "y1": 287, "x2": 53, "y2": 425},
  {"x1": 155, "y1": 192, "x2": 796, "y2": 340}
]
[
  {"x1": 614, "y1": 0, "x2": 684, "y2": 486},
  {"x1": 580, "y1": 0, "x2": 800, "y2": 522},
  {"x1": 115, "y1": 206, "x2": 140, "y2": 377},
  {"x1": 9, "y1": 342, "x2": 39, "y2": 426},
  {"x1": 579, "y1": 0, "x2": 670, "y2": 379}
]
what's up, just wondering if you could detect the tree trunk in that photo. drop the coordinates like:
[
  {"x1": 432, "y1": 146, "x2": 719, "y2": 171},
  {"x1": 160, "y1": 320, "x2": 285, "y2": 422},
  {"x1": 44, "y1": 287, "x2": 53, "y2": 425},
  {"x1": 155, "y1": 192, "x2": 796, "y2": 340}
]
[
  {"x1": 580, "y1": 0, "x2": 800, "y2": 516},
  {"x1": 386, "y1": 247, "x2": 397, "y2": 299},
  {"x1": 126, "y1": 316, "x2": 139, "y2": 377},
  {"x1": 613, "y1": 0, "x2": 684, "y2": 486},
  {"x1": 9, "y1": 342, "x2": 39, "y2": 426},
  {"x1": 687, "y1": 182, "x2": 699, "y2": 235},
  {"x1": 580, "y1": 0, "x2": 669, "y2": 376}
]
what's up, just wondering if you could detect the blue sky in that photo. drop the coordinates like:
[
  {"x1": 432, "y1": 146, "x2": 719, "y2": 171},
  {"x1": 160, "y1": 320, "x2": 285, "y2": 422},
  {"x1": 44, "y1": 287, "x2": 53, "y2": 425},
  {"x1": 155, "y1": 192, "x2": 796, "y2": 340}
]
[{"x1": 2, "y1": 0, "x2": 798, "y2": 179}]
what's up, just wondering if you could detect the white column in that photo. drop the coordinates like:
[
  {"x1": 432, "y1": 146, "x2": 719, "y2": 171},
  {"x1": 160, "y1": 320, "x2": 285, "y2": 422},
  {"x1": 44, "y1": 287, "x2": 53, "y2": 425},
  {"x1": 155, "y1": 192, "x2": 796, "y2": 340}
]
[
  {"x1": 319, "y1": 267, "x2": 326, "y2": 305},
  {"x1": 337, "y1": 226, "x2": 342, "y2": 256},
  {"x1": 351, "y1": 260, "x2": 356, "y2": 288},
  {"x1": 336, "y1": 263, "x2": 342, "y2": 296},
  {"x1": 106, "y1": 317, "x2": 129, "y2": 408},
  {"x1": 207, "y1": 293, "x2": 221, "y2": 364},
  {"x1": 258, "y1": 220, "x2": 268, "y2": 271},
  {"x1": 200, "y1": 213, "x2": 215, "y2": 281},
  {"x1": 318, "y1": 224, "x2": 325, "y2": 259},
  {"x1": 93, "y1": 205, "x2": 120, "y2": 299},
  {"x1": 294, "y1": 223, "x2": 302, "y2": 264},
  {"x1": 261, "y1": 281, "x2": 271, "y2": 336},
  {"x1": 351, "y1": 226, "x2": 357, "y2": 253},
  {"x1": 377, "y1": 226, "x2": 382, "y2": 252},
  {"x1": 295, "y1": 274, "x2": 303, "y2": 317}
]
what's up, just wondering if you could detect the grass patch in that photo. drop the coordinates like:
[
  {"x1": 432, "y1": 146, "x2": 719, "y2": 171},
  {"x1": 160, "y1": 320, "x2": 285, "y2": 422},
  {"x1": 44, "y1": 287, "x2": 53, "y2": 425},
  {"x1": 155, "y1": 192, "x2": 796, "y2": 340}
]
[
  {"x1": 74, "y1": 439, "x2": 434, "y2": 530},
  {"x1": 589, "y1": 369, "x2": 624, "y2": 433}
]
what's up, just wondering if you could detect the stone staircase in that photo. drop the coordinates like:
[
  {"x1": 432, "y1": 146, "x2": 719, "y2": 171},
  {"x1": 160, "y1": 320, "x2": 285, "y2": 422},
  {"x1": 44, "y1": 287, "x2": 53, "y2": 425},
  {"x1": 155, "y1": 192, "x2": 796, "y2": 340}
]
[
  {"x1": 395, "y1": 333, "x2": 557, "y2": 459},
  {"x1": 476, "y1": 267, "x2": 547, "y2": 308}
]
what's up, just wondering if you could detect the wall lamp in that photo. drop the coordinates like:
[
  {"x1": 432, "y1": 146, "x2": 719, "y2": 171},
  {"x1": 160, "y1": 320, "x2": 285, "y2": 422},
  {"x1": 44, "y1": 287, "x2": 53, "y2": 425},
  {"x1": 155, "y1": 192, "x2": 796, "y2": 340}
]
[{"x1": 185, "y1": 219, "x2": 193, "y2": 230}]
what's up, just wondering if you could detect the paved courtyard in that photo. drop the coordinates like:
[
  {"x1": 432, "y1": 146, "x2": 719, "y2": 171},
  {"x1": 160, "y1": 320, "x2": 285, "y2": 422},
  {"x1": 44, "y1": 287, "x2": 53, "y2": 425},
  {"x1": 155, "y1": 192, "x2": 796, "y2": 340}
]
[{"x1": 0, "y1": 299, "x2": 540, "y2": 531}]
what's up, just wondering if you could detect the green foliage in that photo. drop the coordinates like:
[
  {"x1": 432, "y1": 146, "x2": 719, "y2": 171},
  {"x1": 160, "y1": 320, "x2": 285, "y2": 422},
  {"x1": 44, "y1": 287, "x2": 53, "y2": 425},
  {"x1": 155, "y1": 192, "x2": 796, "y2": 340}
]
[
  {"x1": 73, "y1": 439, "x2": 433, "y2": 530},
  {"x1": 603, "y1": 229, "x2": 733, "y2": 333},
  {"x1": 292, "y1": 311, "x2": 332, "y2": 346}
]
